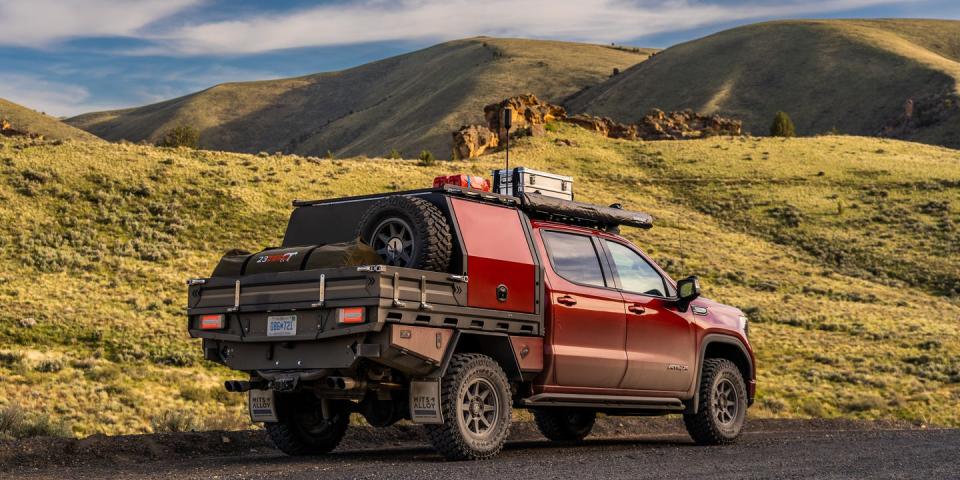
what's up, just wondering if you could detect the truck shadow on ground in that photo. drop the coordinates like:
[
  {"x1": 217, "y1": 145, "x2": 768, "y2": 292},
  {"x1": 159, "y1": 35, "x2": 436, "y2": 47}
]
[{"x1": 212, "y1": 436, "x2": 697, "y2": 468}]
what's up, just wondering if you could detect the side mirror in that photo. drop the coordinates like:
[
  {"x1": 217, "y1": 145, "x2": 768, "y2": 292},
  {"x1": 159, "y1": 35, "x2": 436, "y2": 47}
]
[{"x1": 676, "y1": 276, "x2": 701, "y2": 312}]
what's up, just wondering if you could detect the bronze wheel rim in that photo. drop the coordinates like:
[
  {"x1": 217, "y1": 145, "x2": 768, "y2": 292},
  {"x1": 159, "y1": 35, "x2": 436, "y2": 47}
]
[
  {"x1": 459, "y1": 378, "x2": 499, "y2": 438},
  {"x1": 713, "y1": 378, "x2": 739, "y2": 426}
]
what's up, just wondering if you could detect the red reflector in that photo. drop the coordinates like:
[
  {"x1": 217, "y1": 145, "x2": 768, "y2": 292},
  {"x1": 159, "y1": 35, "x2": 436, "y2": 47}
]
[
  {"x1": 338, "y1": 307, "x2": 365, "y2": 324},
  {"x1": 433, "y1": 174, "x2": 491, "y2": 192},
  {"x1": 199, "y1": 314, "x2": 225, "y2": 330}
]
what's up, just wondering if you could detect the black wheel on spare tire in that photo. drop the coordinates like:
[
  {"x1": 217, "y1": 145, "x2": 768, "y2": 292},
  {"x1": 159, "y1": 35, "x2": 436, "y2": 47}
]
[
  {"x1": 425, "y1": 353, "x2": 513, "y2": 460},
  {"x1": 683, "y1": 358, "x2": 747, "y2": 445},
  {"x1": 265, "y1": 392, "x2": 350, "y2": 456},
  {"x1": 357, "y1": 196, "x2": 452, "y2": 272},
  {"x1": 533, "y1": 408, "x2": 596, "y2": 442}
]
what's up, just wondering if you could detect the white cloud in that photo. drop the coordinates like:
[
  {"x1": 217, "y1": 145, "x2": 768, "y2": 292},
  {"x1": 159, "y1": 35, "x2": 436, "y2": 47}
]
[
  {"x1": 0, "y1": 0, "x2": 924, "y2": 54},
  {"x1": 143, "y1": 0, "x2": 918, "y2": 55},
  {"x1": 0, "y1": 0, "x2": 202, "y2": 47},
  {"x1": 0, "y1": 74, "x2": 124, "y2": 116}
]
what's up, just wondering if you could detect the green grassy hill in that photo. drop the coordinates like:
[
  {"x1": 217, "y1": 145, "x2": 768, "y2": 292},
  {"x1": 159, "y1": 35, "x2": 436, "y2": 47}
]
[
  {"x1": 0, "y1": 127, "x2": 958, "y2": 438},
  {"x1": 567, "y1": 19, "x2": 960, "y2": 148},
  {"x1": 65, "y1": 38, "x2": 652, "y2": 159},
  {"x1": 0, "y1": 98, "x2": 102, "y2": 142}
]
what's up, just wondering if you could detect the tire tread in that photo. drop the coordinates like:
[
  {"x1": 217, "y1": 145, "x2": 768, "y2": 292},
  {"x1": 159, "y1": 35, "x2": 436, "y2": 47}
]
[
  {"x1": 357, "y1": 196, "x2": 452, "y2": 272},
  {"x1": 425, "y1": 353, "x2": 512, "y2": 460},
  {"x1": 683, "y1": 358, "x2": 745, "y2": 445}
]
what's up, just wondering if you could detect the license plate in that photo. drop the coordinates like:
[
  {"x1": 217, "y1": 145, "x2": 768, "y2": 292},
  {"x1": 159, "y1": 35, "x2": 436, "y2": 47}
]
[{"x1": 267, "y1": 315, "x2": 297, "y2": 337}]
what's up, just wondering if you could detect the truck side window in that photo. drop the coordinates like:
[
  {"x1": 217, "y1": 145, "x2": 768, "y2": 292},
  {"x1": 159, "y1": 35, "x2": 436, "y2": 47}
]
[
  {"x1": 605, "y1": 241, "x2": 667, "y2": 297},
  {"x1": 542, "y1": 231, "x2": 607, "y2": 287}
]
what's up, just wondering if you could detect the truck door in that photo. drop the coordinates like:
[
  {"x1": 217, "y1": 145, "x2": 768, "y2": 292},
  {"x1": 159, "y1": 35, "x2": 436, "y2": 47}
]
[
  {"x1": 539, "y1": 230, "x2": 627, "y2": 388},
  {"x1": 601, "y1": 239, "x2": 696, "y2": 393}
]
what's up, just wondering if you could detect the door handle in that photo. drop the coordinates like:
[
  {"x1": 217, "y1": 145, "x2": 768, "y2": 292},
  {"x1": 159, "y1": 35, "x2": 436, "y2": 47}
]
[
  {"x1": 627, "y1": 304, "x2": 646, "y2": 314},
  {"x1": 556, "y1": 295, "x2": 577, "y2": 306}
]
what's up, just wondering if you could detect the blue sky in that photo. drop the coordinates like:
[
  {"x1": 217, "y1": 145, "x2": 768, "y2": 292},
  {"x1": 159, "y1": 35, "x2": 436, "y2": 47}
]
[{"x1": 1, "y1": 0, "x2": 957, "y2": 117}]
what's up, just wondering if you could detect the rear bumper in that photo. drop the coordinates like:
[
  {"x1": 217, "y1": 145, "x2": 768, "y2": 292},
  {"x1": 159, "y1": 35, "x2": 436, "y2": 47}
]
[{"x1": 201, "y1": 323, "x2": 457, "y2": 378}]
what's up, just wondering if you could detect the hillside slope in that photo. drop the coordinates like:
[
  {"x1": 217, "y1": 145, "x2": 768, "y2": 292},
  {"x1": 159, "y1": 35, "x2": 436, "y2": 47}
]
[
  {"x1": 567, "y1": 19, "x2": 960, "y2": 148},
  {"x1": 66, "y1": 38, "x2": 652, "y2": 159},
  {"x1": 0, "y1": 98, "x2": 102, "y2": 142},
  {"x1": 1, "y1": 129, "x2": 958, "y2": 437}
]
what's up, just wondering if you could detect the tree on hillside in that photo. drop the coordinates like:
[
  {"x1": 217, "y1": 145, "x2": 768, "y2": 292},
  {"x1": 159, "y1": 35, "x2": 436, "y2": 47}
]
[
  {"x1": 770, "y1": 111, "x2": 796, "y2": 138},
  {"x1": 417, "y1": 150, "x2": 436, "y2": 167},
  {"x1": 158, "y1": 125, "x2": 200, "y2": 149}
]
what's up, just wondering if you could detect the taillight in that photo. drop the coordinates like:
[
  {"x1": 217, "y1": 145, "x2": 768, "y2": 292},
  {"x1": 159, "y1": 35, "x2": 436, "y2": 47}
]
[
  {"x1": 337, "y1": 307, "x2": 365, "y2": 325},
  {"x1": 199, "y1": 314, "x2": 225, "y2": 330}
]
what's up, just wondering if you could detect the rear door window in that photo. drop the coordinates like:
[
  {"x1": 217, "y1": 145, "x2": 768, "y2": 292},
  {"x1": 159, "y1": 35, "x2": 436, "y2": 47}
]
[
  {"x1": 541, "y1": 231, "x2": 607, "y2": 287},
  {"x1": 605, "y1": 241, "x2": 668, "y2": 297}
]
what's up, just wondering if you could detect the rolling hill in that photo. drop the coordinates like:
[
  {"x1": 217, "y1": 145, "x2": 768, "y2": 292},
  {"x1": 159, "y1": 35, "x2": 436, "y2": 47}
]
[
  {"x1": 566, "y1": 19, "x2": 960, "y2": 148},
  {"x1": 0, "y1": 125, "x2": 958, "y2": 438},
  {"x1": 66, "y1": 38, "x2": 652, "y2": 159},
  {"x1": 0, "y1": 98, "x2": 102, "y2": 142}
]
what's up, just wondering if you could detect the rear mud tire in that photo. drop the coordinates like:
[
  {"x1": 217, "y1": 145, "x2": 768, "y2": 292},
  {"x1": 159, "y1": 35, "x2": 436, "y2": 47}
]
[
  {"x1": 533, "y1": 408, "x2": 596, "y2": 442},
  {"x1": 357, "y1": 196, "x2": 452, "y2": 272},
  {"x1": 425, "y1": 354, "x2": 513, "y2": 460},
  {"x1": 266, "y1": 393, "x2": 350, "y2": 456},
  {"x1": 683, "y1": 358, "x2": 747, "y2": 445}
]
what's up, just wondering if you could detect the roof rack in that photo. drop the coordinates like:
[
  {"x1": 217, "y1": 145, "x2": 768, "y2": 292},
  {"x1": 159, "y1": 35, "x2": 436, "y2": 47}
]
[
  {"x1": 440, "y1": 185, "x2": 653, "y2": 230},
  {"x1": 292, "y1": 185, "x2": 653, "y2": 230}
]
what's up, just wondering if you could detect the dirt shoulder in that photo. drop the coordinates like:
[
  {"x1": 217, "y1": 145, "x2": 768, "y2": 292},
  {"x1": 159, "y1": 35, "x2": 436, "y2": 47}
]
[{"x1": 0, "y1": 417, "x2": 925, "y2": 474}]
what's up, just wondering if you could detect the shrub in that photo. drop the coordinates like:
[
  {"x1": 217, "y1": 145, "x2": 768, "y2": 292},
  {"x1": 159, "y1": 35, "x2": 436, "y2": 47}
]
[
  {"x1": 150, "y1": 410, "x2": 203, "y2": 433},
  {"x1": 0, "y1": 406, "x2": 72, "y2": 440},
  {"x1": 179, "y1": 384, "x2": 212, "y2": 403},
  {"x1": 417, "y1": 150, "x2": 437, "y2": 166},
  {"x1": 387, "y1": 149, "x2": 402, "y2": 159},
  {"x1": 769, "y1": 111, "x2": 796, "y2": 138},
  {"x1": 0, "y1": 351, "x2": 23, "y2": 367},
  {"x1": 157, "y1": 125, "x2": 200, "y2": 149}
]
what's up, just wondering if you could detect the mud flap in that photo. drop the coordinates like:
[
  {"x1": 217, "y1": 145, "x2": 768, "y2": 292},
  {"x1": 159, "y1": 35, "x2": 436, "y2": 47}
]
[
  {"x1": 410, "y1": 379, "x2": 443, "y2": 424},
  {"x1": 249, "y1": 389, "x2": 278, "y2": 423}
]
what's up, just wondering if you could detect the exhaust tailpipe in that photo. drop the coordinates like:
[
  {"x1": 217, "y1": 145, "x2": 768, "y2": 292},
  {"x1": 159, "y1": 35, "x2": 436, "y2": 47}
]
[
  {"x1": 224, "y1": 380, "x2": 251, "y2": 392},
  {"x1": 325, "y1": 377, "x2": 361, "y2": 390}
]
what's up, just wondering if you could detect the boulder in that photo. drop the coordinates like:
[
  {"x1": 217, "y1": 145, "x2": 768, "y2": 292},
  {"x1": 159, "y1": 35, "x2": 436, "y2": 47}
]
[
  {"x1": 483, "y1": 94, "x2": 566, "y2": 142},
  {"x1": 451, "y1": 125, "x2": 499, "y2": 160},
  {"x1": 564, "y1": 114, "x2": 611, "y2": 136}
]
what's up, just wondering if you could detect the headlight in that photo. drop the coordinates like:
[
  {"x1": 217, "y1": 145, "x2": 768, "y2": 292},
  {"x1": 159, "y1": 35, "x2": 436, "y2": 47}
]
[{"x1": 738, "y1": 315, "x2": 749, "y2": 337}]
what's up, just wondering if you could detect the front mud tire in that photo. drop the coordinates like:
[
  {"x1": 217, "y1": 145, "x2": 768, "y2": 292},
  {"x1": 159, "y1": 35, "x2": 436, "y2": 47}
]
[
  {"x1": 266, "y1": 393, "x2": 350, "y2": 456},
  {"x1": 425, "y1": 353, "x2": 512, "y2": 460},
  {"x1": 683, "y1": 358, "x2": 747, "y2": 445}
]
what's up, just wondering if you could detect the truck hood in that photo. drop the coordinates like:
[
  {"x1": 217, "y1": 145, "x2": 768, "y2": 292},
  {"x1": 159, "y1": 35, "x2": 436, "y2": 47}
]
[{"x1": 690, "y1": 296, "x2": 747, "y2": 335}]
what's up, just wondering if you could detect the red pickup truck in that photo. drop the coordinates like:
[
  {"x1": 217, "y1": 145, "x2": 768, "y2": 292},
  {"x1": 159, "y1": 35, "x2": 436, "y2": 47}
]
[{"x1": 186, "y1": 174, "x2": 755, "y2": 460}]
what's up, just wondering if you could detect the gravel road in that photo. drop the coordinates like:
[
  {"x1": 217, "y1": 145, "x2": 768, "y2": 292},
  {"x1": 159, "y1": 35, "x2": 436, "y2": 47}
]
[{"x1": 5, "y1": 419, "x2": 957, "y2": 480}]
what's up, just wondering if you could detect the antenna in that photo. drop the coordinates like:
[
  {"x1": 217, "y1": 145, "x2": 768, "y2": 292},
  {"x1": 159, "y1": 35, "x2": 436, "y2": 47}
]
[
  {"x1": 503, "y1": 107, "x2": 512, "y2": 173},
  {"x1": 678, "y1": 209, "x2": 686, "y2": 274}
]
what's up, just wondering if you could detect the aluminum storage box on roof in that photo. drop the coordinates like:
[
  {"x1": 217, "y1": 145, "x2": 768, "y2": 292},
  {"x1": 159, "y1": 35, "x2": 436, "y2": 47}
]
[{"x1": 493, "y1": 167, "x2": 573, "y2": 201}]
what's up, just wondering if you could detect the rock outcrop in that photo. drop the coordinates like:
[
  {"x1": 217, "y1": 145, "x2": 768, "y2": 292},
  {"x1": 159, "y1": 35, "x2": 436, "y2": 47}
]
[
  {"x1": 451, "y1": 124, "x2": 500, "y2": 160},
  {"x1": 483, "y1": 93, "x2": 566, "y2": 142},
  {"x1": 637, "y1": 108, "x2": 742, "y2": 139},
  {"x1": 450, "y1": 94, "x2": 742, "y2": 159},
  {"x1": 0, "y1": 119, "x2": 42, "y2": 139}
]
